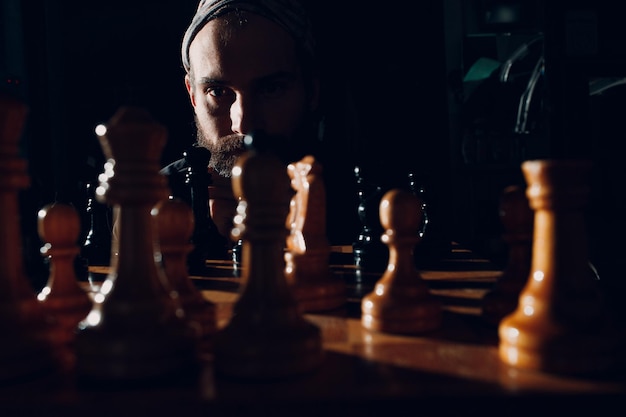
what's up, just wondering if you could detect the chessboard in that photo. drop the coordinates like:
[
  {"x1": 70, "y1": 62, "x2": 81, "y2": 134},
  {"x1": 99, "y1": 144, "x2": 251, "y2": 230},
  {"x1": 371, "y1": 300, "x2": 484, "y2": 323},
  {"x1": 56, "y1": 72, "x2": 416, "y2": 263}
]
[
  {"x1": 87, "y1": 242, "x2": 502, "y2": 328},
  {"x1": 4, "y1": 246, "x2": 624, "y2": 417}
]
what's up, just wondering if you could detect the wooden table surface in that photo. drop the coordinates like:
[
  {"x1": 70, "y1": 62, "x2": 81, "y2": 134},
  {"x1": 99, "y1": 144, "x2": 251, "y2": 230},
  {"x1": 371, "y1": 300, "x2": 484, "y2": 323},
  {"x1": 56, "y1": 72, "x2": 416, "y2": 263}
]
[{"x1": 2, "y1": 246, "x2": 626, "y2": 416}]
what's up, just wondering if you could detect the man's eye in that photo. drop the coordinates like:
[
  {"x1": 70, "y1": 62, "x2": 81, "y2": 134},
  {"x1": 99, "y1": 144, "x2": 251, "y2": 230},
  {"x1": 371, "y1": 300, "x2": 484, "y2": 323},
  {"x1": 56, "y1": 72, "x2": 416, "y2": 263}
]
[
  {"x1": 207, "y1": 86, "x2": 232, "y2": 98},
  {"x1": 260, "y1": 81, "x2": 288, "y2": 98}
]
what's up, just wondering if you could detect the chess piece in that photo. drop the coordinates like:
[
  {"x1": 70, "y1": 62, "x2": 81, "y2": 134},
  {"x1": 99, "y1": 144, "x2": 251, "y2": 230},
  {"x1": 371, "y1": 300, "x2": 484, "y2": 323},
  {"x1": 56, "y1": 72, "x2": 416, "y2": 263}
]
[
  {"x1": 81, "y1": 181, "x2": 112, "y2": 268},
  {"x1": 482, "y1": 185, "x2": 533, "y2": 325},
  {"x1": 285, "y1": 155, "x2": 346, "y2": 312},
  {"x1": 232, "y1": 238, "x2": 243, "y2": 267},
  {"x1": 499, "y1": 159, "x2": 622, "y2": 375},
  {"x1": 37, "y1": 202, "x2": 93, "y2": 372},
  {"x1": 408, "y1": 172, "x2": 451, "y2": 267},
  {"x1": 153, "y1": 197, "x2": 217, "y2": 361},
  {"x1": 184, "y1": 145, "x2": 230, "y2": 271},
  {"x1": 0, "y1": 94, "x2": 58, "y2": 381},
  {"x1": 74, "y1": 107, "x2": 198, "y2": 385},
  {"x1": 213, "y1": 138, "x2": 324, "y2": 379},
  {"x1": 408, "y1": 172, "x2": 429, "y2": 241},
  {"x1": 361, "y1": 188, "x2": 442, "y2": 334},
  {"x1": 352, "y1": 165, "x2": 387, "y2": 273}
]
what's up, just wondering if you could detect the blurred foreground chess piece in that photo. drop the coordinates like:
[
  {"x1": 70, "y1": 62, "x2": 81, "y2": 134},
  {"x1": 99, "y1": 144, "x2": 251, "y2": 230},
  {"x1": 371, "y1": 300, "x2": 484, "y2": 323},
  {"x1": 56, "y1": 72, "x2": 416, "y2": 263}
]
[
  {"x1": 0, "y1": 94, "x2": 58, "y2": 382},
  {"x1": 482, "y1": 185, "x2": 533, "y2": 326},
  {"x1": 361, "y1": 189, "x2": 442, "y2": 334},
  {"x1": 153, "y1": 197, "x2": 217, "y2": 361},
  {"x1": 74, "y1": 107, "x2": 198, "y2": 386},
  {"x1": 285, "y1": 155, "x2": 346, "y2": 312},
  {"x1": 213, "y1": 134, "x2": 324, "y2": 379},
  {"x1": 499, "y1": 159, "x2": 623, "y2": 375},
  {"x1": 37, "y1": 203, "x2": 93, "y2": 373}
]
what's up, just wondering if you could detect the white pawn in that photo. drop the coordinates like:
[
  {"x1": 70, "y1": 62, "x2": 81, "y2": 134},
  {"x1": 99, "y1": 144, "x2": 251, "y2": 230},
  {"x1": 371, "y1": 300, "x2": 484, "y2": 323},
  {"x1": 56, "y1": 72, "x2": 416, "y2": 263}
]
[{"x1": 362, "y1": 188, "x2": 442, "y2": 334}]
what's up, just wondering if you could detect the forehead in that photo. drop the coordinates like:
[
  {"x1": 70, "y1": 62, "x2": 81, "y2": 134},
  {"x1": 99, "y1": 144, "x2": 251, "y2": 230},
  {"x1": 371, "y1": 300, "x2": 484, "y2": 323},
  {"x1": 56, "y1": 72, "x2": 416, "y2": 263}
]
[{"x1": 188, "y1": 13, "x2": 299, "y2": 82}]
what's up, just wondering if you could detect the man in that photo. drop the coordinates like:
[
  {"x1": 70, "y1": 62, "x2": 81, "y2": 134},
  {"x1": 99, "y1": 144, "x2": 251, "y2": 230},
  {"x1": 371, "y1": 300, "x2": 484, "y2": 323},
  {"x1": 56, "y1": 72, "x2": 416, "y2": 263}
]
[{"x1": 162, "y1": 0, "x2": 324, "y2": 258}]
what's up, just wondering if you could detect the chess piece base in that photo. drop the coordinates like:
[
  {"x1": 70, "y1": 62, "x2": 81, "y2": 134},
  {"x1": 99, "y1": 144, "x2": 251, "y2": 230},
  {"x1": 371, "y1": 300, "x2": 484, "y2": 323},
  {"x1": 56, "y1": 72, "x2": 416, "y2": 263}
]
[
  {"x1": 499, "y1": 315, "x2": 625, "y2": 375},
  {"x1": 362, "y1": 290, "x2": 442, "y2": 334}
]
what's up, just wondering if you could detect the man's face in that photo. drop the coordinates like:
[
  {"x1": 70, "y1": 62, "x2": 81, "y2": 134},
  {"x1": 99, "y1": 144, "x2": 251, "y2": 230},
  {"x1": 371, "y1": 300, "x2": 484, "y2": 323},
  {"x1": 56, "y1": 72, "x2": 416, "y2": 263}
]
[{"x1": 185, "y1": 13, "x2": 317, "y2": 177}]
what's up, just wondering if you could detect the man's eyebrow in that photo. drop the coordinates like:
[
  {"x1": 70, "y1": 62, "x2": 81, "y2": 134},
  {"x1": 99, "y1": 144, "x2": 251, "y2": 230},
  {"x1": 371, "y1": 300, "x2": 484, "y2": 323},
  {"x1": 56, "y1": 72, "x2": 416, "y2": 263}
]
[
  {"x1": 196, "y1": 71, "x2": 296, "y2": 86},
  {"x1": 197, "y1": 77, "x2": 226, "y2": 85},
  {"x1": 258, "y1": 71, "x2": 297, "y2": 82}
]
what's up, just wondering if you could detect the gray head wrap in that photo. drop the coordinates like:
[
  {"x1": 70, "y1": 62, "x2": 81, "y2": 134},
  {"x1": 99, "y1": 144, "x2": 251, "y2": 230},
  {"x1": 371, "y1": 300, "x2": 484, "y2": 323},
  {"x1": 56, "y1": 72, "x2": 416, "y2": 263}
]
[{"x1": 181, "y1": 0, "x2": 315, "y2": 73}]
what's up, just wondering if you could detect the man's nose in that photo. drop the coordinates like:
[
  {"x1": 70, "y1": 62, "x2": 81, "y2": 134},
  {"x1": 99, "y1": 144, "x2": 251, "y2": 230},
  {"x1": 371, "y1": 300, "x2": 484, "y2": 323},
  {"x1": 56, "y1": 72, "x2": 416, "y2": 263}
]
[{"x1": 230, "y1": 94, "x2": 259, "y2": 135}]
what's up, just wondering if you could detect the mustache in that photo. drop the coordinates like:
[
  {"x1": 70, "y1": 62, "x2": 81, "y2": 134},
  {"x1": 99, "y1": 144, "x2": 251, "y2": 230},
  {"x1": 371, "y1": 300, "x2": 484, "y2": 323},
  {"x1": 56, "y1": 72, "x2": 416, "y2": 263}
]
[{"x1": 215, "y1": 133, "x2": 245, "y2": 152}]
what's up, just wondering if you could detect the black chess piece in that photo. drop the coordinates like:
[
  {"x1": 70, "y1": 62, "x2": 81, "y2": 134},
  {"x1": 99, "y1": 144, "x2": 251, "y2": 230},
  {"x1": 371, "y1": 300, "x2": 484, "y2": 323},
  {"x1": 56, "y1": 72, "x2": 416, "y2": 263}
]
[
  {"x1": 408, "y1": 172, "x2": 429, "y2": 240},
  {"x1": 81, "y1": 181, "x2": 112, "y2": 269},
  {"x1": 232, "y1": 238, "x2": 243, "y2": 267},
  {"x1": 408, "y1": 172, "x2": 451, "y2": 268},
  {"x1": 184, "y1": 145, "x2": 230, "y2": 272},
  {"x1": 352, "y1": 165, "x2": 388, "y2": 274}
]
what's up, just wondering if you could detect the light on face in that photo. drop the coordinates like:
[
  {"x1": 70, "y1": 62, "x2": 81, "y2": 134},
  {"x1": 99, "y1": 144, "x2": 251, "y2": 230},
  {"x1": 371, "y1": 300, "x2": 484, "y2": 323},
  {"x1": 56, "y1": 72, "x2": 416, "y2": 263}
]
[{"x1": 533, "y1": 271, "x2": 544, "y2": 282}]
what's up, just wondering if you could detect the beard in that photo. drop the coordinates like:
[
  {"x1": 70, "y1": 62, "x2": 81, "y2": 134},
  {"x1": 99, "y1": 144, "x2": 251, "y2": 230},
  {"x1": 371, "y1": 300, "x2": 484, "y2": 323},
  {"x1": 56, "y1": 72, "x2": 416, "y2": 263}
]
[
  {"x1": 193, "y1": 113, "x2": 320, "y2": 177},
  {"x1": 195, "y1": 127, "x2": 245, "y2": 178}
]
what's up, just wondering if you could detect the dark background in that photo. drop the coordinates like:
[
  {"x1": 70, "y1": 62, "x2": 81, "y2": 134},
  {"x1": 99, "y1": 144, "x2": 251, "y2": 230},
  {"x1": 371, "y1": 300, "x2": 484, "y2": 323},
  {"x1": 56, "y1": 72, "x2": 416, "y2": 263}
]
[
  {"x1": 3, "y1": 0, "x2": 451, "y2": 250},
  {"x1": 4, "y1": 0, "x2": 626, "y2": 317}
]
